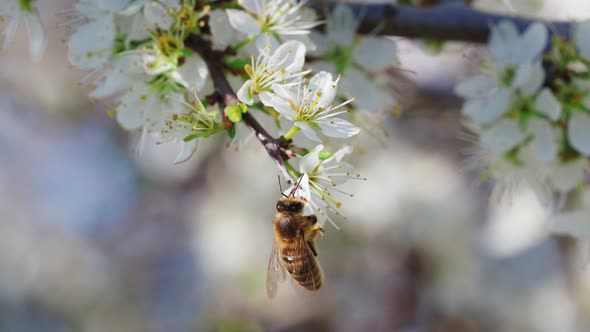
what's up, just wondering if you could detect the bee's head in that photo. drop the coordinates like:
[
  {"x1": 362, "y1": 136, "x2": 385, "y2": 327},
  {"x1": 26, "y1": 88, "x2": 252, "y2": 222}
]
[{"x1": 276, "y1": 197, "x2": 305, "y2": 213}]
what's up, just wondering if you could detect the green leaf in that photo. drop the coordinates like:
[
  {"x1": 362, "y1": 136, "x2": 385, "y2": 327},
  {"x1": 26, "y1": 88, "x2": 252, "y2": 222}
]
[
  {"x1": 226, "y1": 125, "x2": 237, "y2": 140},
  {"x1": 225, "y1": 103, "x2": 248, "y2": 123}
]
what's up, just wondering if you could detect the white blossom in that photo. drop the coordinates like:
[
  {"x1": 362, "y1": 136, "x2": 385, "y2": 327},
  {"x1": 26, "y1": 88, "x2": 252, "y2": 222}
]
[
  {"x1": 488, "y1": 20, "x2": 547, "y2": 66},
  {"x1": 0, "y1": 0, "x2": 46, "y2": 61},
  {"x1": 455, "y1": 21, "x2": 547, "y2": 125},
  {"x1": 237, "y1": 39, "x2": 308, "y2": 105},
  {"x1": 226, "y1": 0, "x2": 321, "y2": 47},
  {"x1": 289, "y1": 145, "x2": 360, "y2": 229},
  {"x1": 262, "y1": 71, "x2": 358, "y2": 141},
  {"x1": 161, "y1": 94, "x2": 220, "y2": 164}
]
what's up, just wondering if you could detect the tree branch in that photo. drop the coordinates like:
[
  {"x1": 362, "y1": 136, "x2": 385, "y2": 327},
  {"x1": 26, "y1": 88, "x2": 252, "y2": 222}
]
[
  {"x1": 312, "y1": 0, "x2": 571, "y2": 43},
  {"x1": 184, "y1": 34, "x2": 294, "y2": 182}
]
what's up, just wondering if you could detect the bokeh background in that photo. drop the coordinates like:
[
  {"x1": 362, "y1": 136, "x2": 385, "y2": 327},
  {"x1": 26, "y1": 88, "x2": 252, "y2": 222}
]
[{"x1": 3, "y1": 1, "x2": 590, "y2": 331}]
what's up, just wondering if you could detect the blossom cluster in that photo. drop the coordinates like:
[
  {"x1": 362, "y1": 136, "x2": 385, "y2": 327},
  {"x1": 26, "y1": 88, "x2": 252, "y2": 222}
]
[
  {"x1": 31, "y1": 0, "x2": 390, "y2": 228},
  {"x1": 455, "y1": 20, "x2": 590, "y2": 236}
]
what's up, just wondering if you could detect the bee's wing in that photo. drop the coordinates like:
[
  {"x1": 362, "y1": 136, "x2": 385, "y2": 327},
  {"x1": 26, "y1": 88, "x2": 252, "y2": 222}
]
[{"x1": 266, "y1": 238, "x2": 286, "y2": 298}]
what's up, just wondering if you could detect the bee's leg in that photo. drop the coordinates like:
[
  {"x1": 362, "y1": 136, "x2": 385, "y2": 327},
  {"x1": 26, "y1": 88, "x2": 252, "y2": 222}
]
[
  {"x1": 306, "y1": 222, "x2": 325, "y2": 257},
  {"x1": 307, "y1": 240, "x2": 318, "y2": 257},
  {"x1": 306, "y1": 215, "x2": 318, "y2": 225},
  {"x1": 311, "y1": 224, "x2": 325, "y2": 236}
]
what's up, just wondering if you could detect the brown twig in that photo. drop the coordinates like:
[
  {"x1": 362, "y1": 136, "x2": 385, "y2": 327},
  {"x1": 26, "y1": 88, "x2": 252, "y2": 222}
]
[
  {"x1": 184, "y1": 34, "x2": 294, "y2": 183},
  {"x1": 311, "y1": 0, "x2": 571, "y2": 43}
]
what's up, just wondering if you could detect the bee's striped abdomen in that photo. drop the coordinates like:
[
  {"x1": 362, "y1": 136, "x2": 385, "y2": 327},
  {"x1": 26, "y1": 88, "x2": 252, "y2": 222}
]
[{"x1": 281, "y1": 246, "x2": 322, "y2": 291}]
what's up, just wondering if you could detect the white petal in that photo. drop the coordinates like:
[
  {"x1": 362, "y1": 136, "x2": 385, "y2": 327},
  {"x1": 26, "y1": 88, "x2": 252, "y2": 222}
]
[
  {"x1": 317, "y1": 118, "x2": 360, "y2": 138},
  {"x1": 174, "y1": 140, "x2": 199, "y2": 164},
  {"x1": 522, "y1": 118, "x2": 557, "y2": 165},
  {"x1": 299, "y1": 145, "x2": 323, "y2": 173},
  {"x1": 340, "y1": 68, "x2": 382, "y2": 112},
  {"x1": 549, "y1": 211, "x2": 590, "y2": 237},
  {"x1": 296, "y1": 173, "x2": 312, "y2": 201},
  {"x1": 568, "y1": 111, "x2": 590, "y2": 156},
  {"x1": 489, "y1": 20, "x2": 520, "y2": 65},
  {"x1": 90, "y1": 70, "x2": 130, "y2": 99},
  {"x1": 353, "y1": 36, "x2": 397, "y2": 72},
  {"x1": 116, "y1": 105, "x2": 143, "y2": 130},
  {"x1": 24, "y1": 14, "x2": 46, "y2": 61},
  {"x1": 310, "y1": 61, "x2": 338, "y2": 77},
  {"x1": 255, "y1": 32, "x2": 278, "y2": 54},
  {"x1": 116, "y1": 12, "x2": 150, "y2": 43},
  {"x1": 575, "y1": 21, "x2": 590, "y2": 59},
  {"x1": 534, "y1": 88, "x2": 561, "y2": 120},
  {"x1": 513, "y1": 62, "x2": 544, "y2": 96},
  {"x1": 462, "y1": 88, "x2": 511, "y2": 124},
  {"x1": 173, "y1": 54, "x2": 209, "y2": 89},
  {"x1": 68, "y1": 17, "x2": 116, "y2": 69},
  {"x1": 144, "y1": 1, "x2": 173, "y2": 29},
  {"x1": 308, "y1": 31, "x2": 329, "y2": 56},
  {"x1": 551, "y1": 159, "x2": 586, "y2": 193},
  {"x1": 226, "y1": 9, "x2": 261, "y2": 35},
  {"x1": 116, "y1": 85, "x2": 155, "y2": 130},
  {"x1": 209, "y1": 9, "x2": 236, "y2": 50},
  {"x1": 295, "y1": 122, "x2": 321, "y2": 142},
  {"x1": 454, "y1": 75, "x2": 499, "y2": 98},
  {"x1": 326, "y1": 4, "x2": 357, "y2": 47},
  {"x1": 264, "y1": 90, "x2": 295, "y2": 120},
  {"x1": 480, "y1": 118, "x2": 524, "y2": 153},
  {"x1": 308, "y1": 72, "x2": 337, "y2": 108},
  {"x1": 517, "y1": 22, "x2": 547, "y2": 63},
  {"x1": 237, "y1": 80, "x2": 254, "y2": 105},
  {"x1": 258, "y1": 91, "x2": 274, "y2": 107},
  {"x1": 268, "y1": 40, "x2": 306, "y2": 74},
  {"x1": 90, "y1": 56, "x2": 144, "y2": 98},
  {"x1": 271, "y1": 83, "x2": 296, "y2": 102},
  {"x1": 159, "y1": 0, "x2": 181, "y2": 10},
  {"x1": 2, "y1": 18, "x2": 19, "y2": 50},
  {"x1": 330, "y1": 146, "x2": 352, "y2": 163},
  {"x1": 120, "y1": 1, "x2": 146, "y2": 16},
  {"x1": 239, "y1": 0, "x2": 262, "y2": 14}
]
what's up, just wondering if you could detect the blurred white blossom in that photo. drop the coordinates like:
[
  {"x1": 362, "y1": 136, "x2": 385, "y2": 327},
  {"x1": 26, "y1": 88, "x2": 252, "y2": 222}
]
[
  {"x1": 0, "y1": 0, "x2": 46, "y2": 61},
  {"x1": 309, "y1": 4, "x2": 398, "y2": 113}
]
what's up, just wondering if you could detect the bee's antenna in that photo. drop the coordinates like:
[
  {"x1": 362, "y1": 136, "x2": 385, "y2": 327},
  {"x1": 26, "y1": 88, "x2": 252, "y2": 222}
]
[
  {"x1": 278, "y1": 175, "x2": 288, "y2": 198},
  {"x1": 289, "y1": 174, "x2": 304, "y2": 197}
]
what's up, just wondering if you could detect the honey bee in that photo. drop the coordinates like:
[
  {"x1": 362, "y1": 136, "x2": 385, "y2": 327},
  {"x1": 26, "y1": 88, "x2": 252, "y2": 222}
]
[{"x1": 266, "y1": 177, "x2": 325, "y2": 298}]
